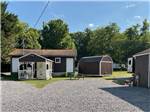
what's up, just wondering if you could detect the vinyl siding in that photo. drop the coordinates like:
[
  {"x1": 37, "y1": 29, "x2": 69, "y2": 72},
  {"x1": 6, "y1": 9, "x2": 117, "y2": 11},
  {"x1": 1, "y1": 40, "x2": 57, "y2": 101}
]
[{"x1": 135, "y1": 55, "x2": 149, "y2": 88}]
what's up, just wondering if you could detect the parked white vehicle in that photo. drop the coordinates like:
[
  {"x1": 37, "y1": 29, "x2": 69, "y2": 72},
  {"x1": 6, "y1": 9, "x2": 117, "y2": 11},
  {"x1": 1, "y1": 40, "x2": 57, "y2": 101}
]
[{"x1": 113, "y1": 63, "x2": 126, "y2": 70}]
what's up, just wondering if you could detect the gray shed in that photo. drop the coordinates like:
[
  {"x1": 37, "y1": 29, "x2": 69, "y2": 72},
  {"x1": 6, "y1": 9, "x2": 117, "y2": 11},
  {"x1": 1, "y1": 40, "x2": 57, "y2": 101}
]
[
  {"x1": 78, "y1": 55, "x2": 113, "y2": 76},
  {"x1": 133, "y1": 48, "x2": 150, "y2": 88}
]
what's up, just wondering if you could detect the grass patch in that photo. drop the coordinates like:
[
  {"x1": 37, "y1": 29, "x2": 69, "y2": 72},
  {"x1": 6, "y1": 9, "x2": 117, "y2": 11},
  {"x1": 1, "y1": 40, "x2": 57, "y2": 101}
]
[
  {"x1": 103, "y1": 71, "x2": 132, "y2": 80},
  {"x1": 103, "y1": 71, "x2": 133, "y2": 85},
  {"x1": 22, "y1": 77, "x2": 67, "y2": 88}
]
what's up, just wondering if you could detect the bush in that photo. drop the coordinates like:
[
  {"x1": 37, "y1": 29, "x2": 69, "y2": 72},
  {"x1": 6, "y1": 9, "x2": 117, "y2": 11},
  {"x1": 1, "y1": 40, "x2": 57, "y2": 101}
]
[
  {"x1": 11, "y1": 73, "x2": 18, "y2": 80},
  {"x1": 1, "y1": 74, "x2": 12, "y2": 80},
  {"x1": 67, "y1": 72, "x2": 75, "y2": 80},
  {"x1": 1, "y1": 73, "x2": 18, "y2": 80}
]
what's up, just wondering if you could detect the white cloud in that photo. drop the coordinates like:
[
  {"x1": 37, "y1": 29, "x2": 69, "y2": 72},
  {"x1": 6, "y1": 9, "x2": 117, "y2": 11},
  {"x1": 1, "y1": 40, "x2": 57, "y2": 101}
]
[
  {"x1": 88, "y1": 23, "x2": 94, "y2": 28},
  {"x1": 134, "y1": 16, "x2": 141, "y2": 19},
  {"x1": 50, "y1": 12, "x2": 65, "y2": 19},
  {"x1": 125, "y1": 3, "x2": 136, "y2": 8}
]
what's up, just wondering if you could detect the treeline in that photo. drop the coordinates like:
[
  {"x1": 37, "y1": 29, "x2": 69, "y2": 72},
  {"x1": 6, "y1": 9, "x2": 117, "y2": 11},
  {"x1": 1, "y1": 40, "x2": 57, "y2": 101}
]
[
  {"x1": 1, "y1": 2, "x2": 150, "y2": 65},
  {"x1": 71, "y1": 22, "x2": 150, "y2": 64}
]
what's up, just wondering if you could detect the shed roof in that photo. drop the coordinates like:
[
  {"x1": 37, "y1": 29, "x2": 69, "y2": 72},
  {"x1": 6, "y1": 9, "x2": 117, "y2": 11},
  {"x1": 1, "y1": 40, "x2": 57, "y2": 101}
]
[
  {"x1": 133, "y1": 48, "x2": 150, "y2": 57},
  {"x1": 79, "y1": 55, "x2": 111, "y2": 62},
  {"x1": 9, "y1": 49, "x2": 77, "y2": 57},
  {"x1": 19, "y1": 53, "x2": 53, "y2": 62}
]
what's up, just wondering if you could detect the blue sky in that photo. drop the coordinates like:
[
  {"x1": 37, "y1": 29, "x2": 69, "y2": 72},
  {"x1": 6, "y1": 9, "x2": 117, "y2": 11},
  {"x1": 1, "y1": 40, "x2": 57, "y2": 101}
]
[{"x1": 7, "y1": 1, "x2": 150, "y2": 32}]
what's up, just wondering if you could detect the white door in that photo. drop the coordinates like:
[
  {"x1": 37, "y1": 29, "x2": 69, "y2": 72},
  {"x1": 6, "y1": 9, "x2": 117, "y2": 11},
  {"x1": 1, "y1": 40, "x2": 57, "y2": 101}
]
[
  {"x1": 127, "y1": 58, "x2": 133, "y2": 72},
  {"x1": 66, "y1": 58, "x2": 73, "y2": 73},
  {"x1": 12, "y1": 58, "x2": 19, "y2": 72}
]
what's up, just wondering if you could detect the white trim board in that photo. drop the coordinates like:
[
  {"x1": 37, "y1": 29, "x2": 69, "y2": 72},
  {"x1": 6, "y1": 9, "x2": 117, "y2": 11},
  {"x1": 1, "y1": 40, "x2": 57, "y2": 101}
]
[
  {"x1": 101, "y1": 61, "x2": 112, "y2": 63},
  {"x1": 66, "y1": 58, "x2": 73, "y2": 73},
  {"x1": 133, "y1": 53, "x2": 150, "y2": 57},
  {"x1": 99, "y1": 61, "x2": 101, "y2": 76},
  {"x1": 101, "y1": 55, "x2": 113, "y2": 62},
  {"x1": 55, "y1": 57, "x2": 61, "y2": 63},
  {"x1": 18, "y1": 53, "x2": 53, "y2": 62},
  {"x1": 99, "y1": 61, "x2": 113, "y2": 76}
]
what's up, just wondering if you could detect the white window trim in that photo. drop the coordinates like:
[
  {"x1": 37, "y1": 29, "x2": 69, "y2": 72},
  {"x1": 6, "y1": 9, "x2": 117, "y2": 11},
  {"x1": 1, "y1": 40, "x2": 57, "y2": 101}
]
[{"x1": 55, "y1": 57, "x2": 61, "y2": 63}]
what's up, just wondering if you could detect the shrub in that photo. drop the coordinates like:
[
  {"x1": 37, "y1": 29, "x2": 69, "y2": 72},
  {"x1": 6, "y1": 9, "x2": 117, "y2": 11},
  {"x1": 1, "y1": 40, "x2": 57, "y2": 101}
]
[{"x1": 11, "y1": 73, "x2": 18, "y2": 80}]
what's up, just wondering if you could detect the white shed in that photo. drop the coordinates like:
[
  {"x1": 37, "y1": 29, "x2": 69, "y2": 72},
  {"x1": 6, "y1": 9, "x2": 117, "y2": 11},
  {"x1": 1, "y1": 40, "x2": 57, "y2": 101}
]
[{"x1": 18, "y1": 53, "x2": 53, "y2": 80}]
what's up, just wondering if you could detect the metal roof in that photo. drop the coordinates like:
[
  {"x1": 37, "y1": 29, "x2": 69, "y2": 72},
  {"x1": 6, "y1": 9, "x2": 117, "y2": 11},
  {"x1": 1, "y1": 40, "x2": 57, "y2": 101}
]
[
  {"x1": 79, "y1": 55, "x2": 112, "y2": 62},
  {"x1": 133, "y1": 48, "x2": 150, "y2": 57}
]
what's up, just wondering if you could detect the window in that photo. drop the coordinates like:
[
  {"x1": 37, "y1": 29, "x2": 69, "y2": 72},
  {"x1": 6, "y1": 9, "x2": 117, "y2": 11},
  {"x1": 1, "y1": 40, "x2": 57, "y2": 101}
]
[
  {"x1": 55, "y1": 57, "x2": 61, "y2": 63},
  {"x1": 47, "y1": 64, "x2": 49, "y2": 70},
  {"x1": 19, "y1": 64, "x2": 27, "y2": 70},
  {"x1": 27, "y1": 64, "x2": 32, "y2": 68},
  {"x1": 128, "y1": 60, "x2": 131, "y2": 65}
]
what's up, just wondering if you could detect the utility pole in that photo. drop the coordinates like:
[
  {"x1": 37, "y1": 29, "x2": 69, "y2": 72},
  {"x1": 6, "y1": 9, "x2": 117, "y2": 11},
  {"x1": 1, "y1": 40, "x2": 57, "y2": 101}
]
[{"x1": 22, "y1": 39, "x2": 25, "y2": 56}]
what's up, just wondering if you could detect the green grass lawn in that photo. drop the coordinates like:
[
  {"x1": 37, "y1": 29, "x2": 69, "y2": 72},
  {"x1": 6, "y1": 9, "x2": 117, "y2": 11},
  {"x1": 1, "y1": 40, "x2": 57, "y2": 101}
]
[
  {"x1": 103, "y1": 71, "x2": 133, "y2": 85},
  {"x1": 2, "y1": 71, "x2": 133, "y2": 88},
  {"x1": 103, "y1": 71, "x2": 133, "y2": 80},
  {"x1": 22, "y1": 77, "x2": 67, "y2": 88}
]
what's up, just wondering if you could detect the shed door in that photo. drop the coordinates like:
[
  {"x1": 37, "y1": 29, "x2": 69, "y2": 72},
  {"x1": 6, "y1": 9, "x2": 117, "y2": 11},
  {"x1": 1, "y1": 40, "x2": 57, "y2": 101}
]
[
  {"x1": 101, "y1": 62, "x2": 112, "y2": 75},
  {"x1": 66, "y1": 58, "x2": 73, "y2": 73}
]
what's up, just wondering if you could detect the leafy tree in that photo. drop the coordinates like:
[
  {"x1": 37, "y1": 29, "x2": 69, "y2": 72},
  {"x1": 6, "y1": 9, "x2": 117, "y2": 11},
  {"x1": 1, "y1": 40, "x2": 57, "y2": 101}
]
[
  {"x1": 41, "y1": 19, "x2": 75, "y2": 49},
  {"x1": 84, "y1": 28, "x2": 94, "y2": 56},
  {"x1": 141, "y1": 19, "x2": 149, "y2": 36},
  {"x1": 124, "y1": 24, "x2": 140, "y2": 40},
  {"x1": 140, "y1": 19, "x2": 150, "y2": 42},
  {"x1": 71, "y1": 21, "x2": 149, "y2": 64},
  {"x1": 60, "y1": 35, "x2": 75, "y2": 49},
  {"x1": 111, "y1": 40, "x2": 125, "y2": 63},
  {"x1": 15, "y1": 22, "x2": 41, "y2": 49},
  {"x1": 88, "y1": 23, "x2": 120, "y2": 55},
  {"x1": 1, "y1": 2, "x2": 20, "y2": 63},
  {"x1": 71, "y1": 32, "x2": 86, "y2": 59}
]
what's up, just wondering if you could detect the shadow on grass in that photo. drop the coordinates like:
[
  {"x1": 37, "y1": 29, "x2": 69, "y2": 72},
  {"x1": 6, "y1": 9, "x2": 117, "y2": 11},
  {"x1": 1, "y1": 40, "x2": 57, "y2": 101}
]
[
  {"x1": 1, "y1": 75, "x2": 11, "y2": 80},
  {"x1": 105, "y1": 77, "x2": 133, "y2": 85},
  {"x1": 1, "y1": 74, "x2": 17, "y2": 81},
  {"x1": 99, "y1": 86, "x2": 150, "y2": 111}
]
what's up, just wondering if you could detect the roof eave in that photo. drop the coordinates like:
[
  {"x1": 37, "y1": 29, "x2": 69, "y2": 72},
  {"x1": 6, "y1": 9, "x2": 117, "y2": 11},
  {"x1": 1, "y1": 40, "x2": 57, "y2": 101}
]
[{"x1": 133, "y1": 53, "x2": 150, "y2": 57}]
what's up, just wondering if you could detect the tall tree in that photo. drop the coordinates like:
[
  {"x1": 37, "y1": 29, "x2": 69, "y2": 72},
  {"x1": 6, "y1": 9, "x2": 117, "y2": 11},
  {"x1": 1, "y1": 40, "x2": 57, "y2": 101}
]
[
  {"x1": 124, "y1": 24, "x2": 140, "y2": 40},
  {"x1": 41, "y1": 19, "x2": 75, "y2": 49},
  {"x1": 60, "y1": 35, "x2": 75, "y2": 49},
  {"x1": 1, "y1": 2, "x2": 20, "y2": 63},
  {"x1": 71, "y1": 32, "x2": 86, "y2": 59},
  {"x1": 140, "y1": 19, "x2": 150, "y2": 42},
  {"x1": 88, "y1": 23, "x2": 120, "y2": 55},
  {"x1": 15, "y1": 22, "x2": 41, "y2": 49}
]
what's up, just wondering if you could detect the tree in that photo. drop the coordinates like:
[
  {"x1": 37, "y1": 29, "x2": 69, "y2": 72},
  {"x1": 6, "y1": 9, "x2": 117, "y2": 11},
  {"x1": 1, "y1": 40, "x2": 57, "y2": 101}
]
[
  {"x1": 71, "y1": 21, "x2": 149, "y2": 64},
  {"x1": 140, "y1": 19, "x2": 150, "y2": 42},
  {"x1": 123, "y1": 21, "x2": 150, "y2": 64},
  {"x1": 41, "y1": 19, "x2": 75, "y2": 49},
  {"x1": 60, "y1": 35, "x2": 75, "y2": 49},
  {"x1": 141, "y1": 19, "x2": 149, "y2": 36},
  {"x1": 124, "y1": 24, "x2": 140, "y2": 40},
  {"x1": 1, "y1": 2, "x2": 20, "y2": 63},
  {"x1": 71, "y1": 32, "x2": 86, "y2": 59},
  {"x1": 88, "y1": 23, "x2": 120, "y2": 55},
  {"x1": 15, "y1": 22, "x2": 41, "y2": 49}
]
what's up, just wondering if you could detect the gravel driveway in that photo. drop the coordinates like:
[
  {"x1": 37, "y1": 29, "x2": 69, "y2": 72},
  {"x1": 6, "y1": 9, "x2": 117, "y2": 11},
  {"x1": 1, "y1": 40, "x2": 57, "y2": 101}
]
[{"x1": 1, "y1": 78, "x2": 150, "y2": 112}]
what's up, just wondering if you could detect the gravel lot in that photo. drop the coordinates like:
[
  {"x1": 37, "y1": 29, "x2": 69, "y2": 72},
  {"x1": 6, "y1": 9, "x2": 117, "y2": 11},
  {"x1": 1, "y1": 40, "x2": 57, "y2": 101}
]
[{"x1": 1, "y1": 78, "x2": 150, "y2": 112}]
